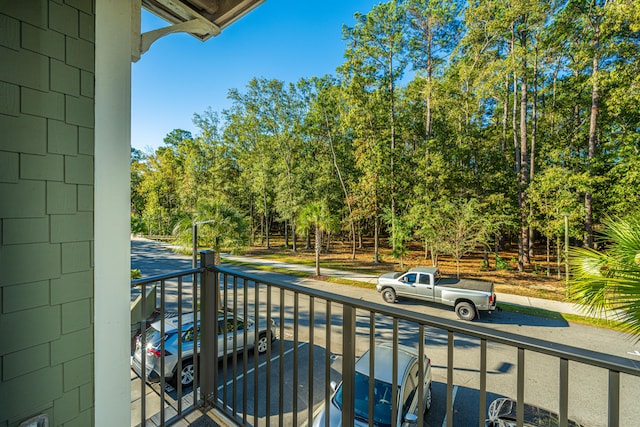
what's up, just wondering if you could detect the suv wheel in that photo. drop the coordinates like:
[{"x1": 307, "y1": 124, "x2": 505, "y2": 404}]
[
  {"x1": 256, "y1": 333, "x2": 269, "y2": 353},
  {"x1": 172, "y1": 358, "x2": 195, "y2": 387}
]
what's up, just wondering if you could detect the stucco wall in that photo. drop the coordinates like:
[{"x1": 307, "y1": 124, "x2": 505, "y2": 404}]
[{"x1": 0, "y1": 1, "x2": 95, "y2": 426}]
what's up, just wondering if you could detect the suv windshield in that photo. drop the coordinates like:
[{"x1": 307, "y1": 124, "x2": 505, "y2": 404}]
[{"x1": 333, "y1": 371, "x2": 399, "y2": 427}]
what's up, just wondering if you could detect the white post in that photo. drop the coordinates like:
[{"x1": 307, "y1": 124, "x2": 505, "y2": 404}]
[{"x1": 95, "y1": 1, "x2": 132, "y2": 425}]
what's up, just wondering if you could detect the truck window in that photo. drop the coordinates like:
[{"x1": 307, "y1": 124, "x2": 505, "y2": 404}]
[
  {"x1": 404, "y1": 273, "x2": 417, "y2": 284},
  {"x1": 418, "y1": 274, "x2": 430, "y2": 285}
]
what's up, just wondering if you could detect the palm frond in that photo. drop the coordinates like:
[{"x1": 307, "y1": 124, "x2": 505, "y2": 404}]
[{"x1": 569, "y1": 213, "x2": 640, "y2": 340}]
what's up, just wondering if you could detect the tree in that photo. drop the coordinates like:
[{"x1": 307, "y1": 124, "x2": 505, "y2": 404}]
[
  {"x1": 383, "y1": 208, "x2": 413, "y2": 268},
  {"x1": 527, "y1": 166, "x2": 585, "y2": 277},
  {"x1": 225, "y1": 83, "x2": 279, "y2": 248},
  {"x1": 302, "y1": 76, "x2": 359, "y2": 260},
  {"x1": 130, "y1": 147, "x2": 148, "y2": 230},
  {"x1": 569, "y1": 213, "x2": 640, "y2": 339},
  {"x1": 297, "y1": 201, "x2": 332, "y2": 276},
  {"x1": 172, "y1": 200, "x2": 248, "y2": 260},
  {"x1": 439, "y1": 198, "x2": 490, "y2": 278},
  {"x1": 341, "y1": 1, "x2": 408, "y2": 253},
  {"x1": 405, "y1": 0, "x2": 462, "y2": 144}
]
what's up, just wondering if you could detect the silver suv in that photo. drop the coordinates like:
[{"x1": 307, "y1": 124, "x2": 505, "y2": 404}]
[
  {"x1": 312, "y1": 342, "x2": 432, "y2": 427},
  {"x1": 131, "y1": 310, "x2": 276, "y2": 387}
]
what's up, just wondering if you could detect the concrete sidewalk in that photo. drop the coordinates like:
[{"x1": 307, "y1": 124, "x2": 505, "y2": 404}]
[{"x1": 220, "y1": 253, "x2": 619, "y2": 321}]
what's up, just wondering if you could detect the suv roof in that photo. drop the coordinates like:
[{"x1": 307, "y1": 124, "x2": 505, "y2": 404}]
[
  {"x1": 355, "y1": 343, "x2": 420, "y2": 384},
  {"x1": 150, "y1": 310, "x2": 233, "y2": 334}
]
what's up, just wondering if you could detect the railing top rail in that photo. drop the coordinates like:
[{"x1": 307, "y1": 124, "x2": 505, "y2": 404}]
[
  {"x1": 215, "y1": 265, "x2": 640, "y2": 377},
  {"x1": 131, "y1": 267, "x2": 203, "y2": 289}
]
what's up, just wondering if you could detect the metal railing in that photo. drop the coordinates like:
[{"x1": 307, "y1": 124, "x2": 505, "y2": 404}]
[
  {"x1": 131, "y1": 253, "x2": 640, "y2": 426},
  {"x1": 130, "y1": 252, "x2": 209, "y2": 426}
]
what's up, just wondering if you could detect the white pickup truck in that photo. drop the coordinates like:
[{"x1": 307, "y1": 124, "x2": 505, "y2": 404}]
[{"x1": 376, "y1": 266, "x2": 496, "y2": 321}]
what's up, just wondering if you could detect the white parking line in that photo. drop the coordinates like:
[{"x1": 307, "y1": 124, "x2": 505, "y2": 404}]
[
  {"x1": 441, "y1": 385, "x2": 459, "y2": 427},
  {"x1": 218, "y1": 341, "x2": 309, "y2": 390}
]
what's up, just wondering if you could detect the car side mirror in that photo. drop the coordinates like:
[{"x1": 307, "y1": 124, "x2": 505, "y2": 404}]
[
  {"x1": 403, "y1": 413, "x2": 418, "y2": 426},
  {"x1": 330, "y1": 381, "x2": 338, "y2": 392}
]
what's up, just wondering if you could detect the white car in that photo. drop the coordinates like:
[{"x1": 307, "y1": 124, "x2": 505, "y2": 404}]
[
  {"x1": 312, "y1": 342, "x2": 432, "y2": 427},
  {"x1": 132, "y1": 310, "x2": 276, "y2": 387}
]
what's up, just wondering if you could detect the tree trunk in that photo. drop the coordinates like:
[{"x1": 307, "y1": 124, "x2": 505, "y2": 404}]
[
  {"x1": 424, "y1": 238, "x2": 428, "y2": 260},
  {"x1": 546, "y1": 235, "x2": 550, "y2": 277},
  {"x1": 374, "y1": 216, "x2": 380, "y2": 264},
  {"x1": 556, "y1": 235, "x2": 561, "y2": 280},
  {"x1": 425, "y1": 27, "x2": 433, "y2": 144},
  {"x1": 529, "y1": 37, "x2": 539, "y2": 261},
  {"x1": 389, "y1": 48, "x2": 397, "y2": 252},
  {"x1": 324, "y1": 111, "x2": 356, "y2": 260},
  {"x1": 325, "y1": 231, "x2": 331, "y2": 253},
  {"x1": 250, "y1": 195, "x2": 255, "y2": 246},
  {"x1": 284, "y1": 219, "x2": 289, "y2": 248},
  {"x1": 263, "y1": 191, "x2": 270, "y2": 249},
  {"x1": 502, "y1": 74, "x2": 509, "y2": 153},
  {"x1": 585, "y1": 27, "x2": 600, "y2": 248},
  {"x1": 520, "y1": 74, "x2": 529, "y2": 266},
  {"x1": 315, "y1": 225, "x2": 321, "y2": 276},
  {"x1": 511, "y1": 28, "x2": 524, "y2": 273},
  {"x1": 292, "y1": 221, "x2": 297, "y2": 253}
]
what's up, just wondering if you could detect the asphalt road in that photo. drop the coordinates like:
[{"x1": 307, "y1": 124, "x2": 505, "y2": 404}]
[{"x1": 131, "y1": 239, "x2": 640, "y2": 427}]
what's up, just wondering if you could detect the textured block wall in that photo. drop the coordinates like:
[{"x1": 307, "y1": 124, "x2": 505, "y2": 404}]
[{"x1": 0, "y1": 1, "x2": 95, "y2": 426}]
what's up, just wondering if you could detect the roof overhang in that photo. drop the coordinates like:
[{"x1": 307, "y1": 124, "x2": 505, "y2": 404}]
[{"x1": 132, "y1": 0, "x2": 265, "y2": 61}]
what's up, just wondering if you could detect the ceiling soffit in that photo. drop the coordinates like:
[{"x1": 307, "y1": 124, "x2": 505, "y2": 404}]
[{"x1": 132, "y1": 0, "x2": 265, "y2": 61}]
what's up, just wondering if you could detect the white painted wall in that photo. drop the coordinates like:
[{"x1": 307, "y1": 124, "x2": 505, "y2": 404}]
[{"x1": 94, "y1": 1, "x2": 132, "y2": 425}]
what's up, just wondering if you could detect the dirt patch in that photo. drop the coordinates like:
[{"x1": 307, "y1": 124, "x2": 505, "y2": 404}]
[{"x1": 241, "y1": 237, "x2": 569, "y2": 302}]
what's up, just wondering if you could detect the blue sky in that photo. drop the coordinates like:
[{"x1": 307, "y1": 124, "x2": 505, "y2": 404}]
[{"x1": 131, "y1": 1, "x2": 376, "y2": 152}]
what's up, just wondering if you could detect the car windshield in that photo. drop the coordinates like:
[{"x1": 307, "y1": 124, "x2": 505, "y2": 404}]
[{"x1": 333, "y1": 371, "x2": 399, "y2": 427}]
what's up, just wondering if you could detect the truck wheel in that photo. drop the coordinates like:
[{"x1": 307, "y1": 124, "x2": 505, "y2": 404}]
[
  {"x1": 382, "y1": 288, "x2": 397, "y2": 304},
  {"x1": 455, "y1": 302, "x2": 476, "y2": 321}
]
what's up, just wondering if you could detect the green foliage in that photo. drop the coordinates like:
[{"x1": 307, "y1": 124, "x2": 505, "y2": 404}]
[
  {"x1": 131, "y1": 215, "x2": 146, "y2": 234},
  {"x1": 439, "y1": 198, "x2": 491, "y2": 278},
  {"x1": 495, "y1": 255, "x2": 511, "y2": 271},
  {"x1": 172, "y1": 200, "x2": 248, "y2": 257},
  {"x1": 382, "y1": 208, "x2": 412, "y2": 268},
  {"x1": 569, "y1": 213, "x2": 640, "y2": 339},
  {"x1": 130, "y1": 0, "x2": 640, "y2": 272}
]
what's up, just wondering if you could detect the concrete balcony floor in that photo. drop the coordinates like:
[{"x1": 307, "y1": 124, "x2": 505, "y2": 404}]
[{"x1": 131, "y1": 369, "x2": 226, "y2": 427}]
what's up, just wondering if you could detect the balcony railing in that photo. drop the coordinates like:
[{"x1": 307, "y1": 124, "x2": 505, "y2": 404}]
[{"x1": 131, "y1": 251, "x2": 640, "y2": 426}]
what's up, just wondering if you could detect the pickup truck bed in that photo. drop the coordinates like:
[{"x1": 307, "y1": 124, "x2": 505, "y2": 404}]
[{"x1": 437, "y1": 278, "x2": 493, "y2": 293}]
